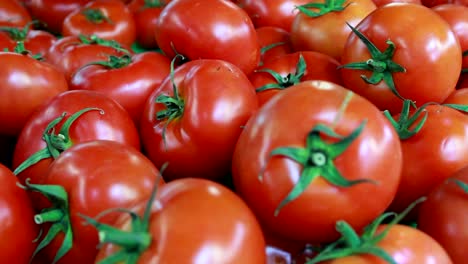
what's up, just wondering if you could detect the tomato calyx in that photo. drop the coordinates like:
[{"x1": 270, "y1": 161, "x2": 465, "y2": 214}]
[
  {"x1": 255, "y1": 54, "x2": 306, "y2": 92},
  {"x1": 306, "y1": 197, "x2": 427, "y2": 264},
  {"x1": 81, "y1": 8, "x2": 113, "y2": 24},
  {"x1": 0, "y1": 20, "x2": 42, "y2": 41},
  {"x1": 18, "y1": 179, "x2": 73, "y2": 264},
  {"x1": 260, "y1": 120, "x2": 374, "y2": 217},
  {"x1": 78, "y1": 34, "x2": 130, "y2": 54},
  {"x1": 85, "y1": 54, "x2": 133, "y2": 69},
  {"x1": 155, "y1": 55, "x2": 185, "y2": 149},
  {"x1": 144, "y1": 0, "x2": 166, "y2": 8},
  {"x1": 6, "y1": 41, "x2": 43, "y2": 60},
  {"x1": 13, "y1": 108, "x2": 104, "y2": 176},
  {"x1": 339, "y1": 23, "x2": 406, "y2": 100},
  {"x1": 297, "y1": 0, "x2": 351, "y2": 18}
]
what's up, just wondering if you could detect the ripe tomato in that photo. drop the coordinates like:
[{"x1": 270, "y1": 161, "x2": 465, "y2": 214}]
[
  {"x1": 94, "y1": 178, "x2": 266, "y2": 263},
  {"x1": 26, "y1": 0, "x2": 91, "y2": 34},
  {"x1": 255, "y1": 26, "x2": 293, "y2": 65},
  {"x1": 28, "y1": 140, "x2": 164, "y2": 264},
  {"x1": 0, "y1": 0, "x2": 32, "y2": 27},
  {"x1": 70, "y1": 51, "x2": 171, "y2": 124},
  {"x1": 290, "y1": 0, "x2": 376, "y2": 61},
  {"x1": 0, "y1": 48, "x2": 68, "y2": 136},
  {"x1": 12, "y1": 90, "x2": 140, "y2": 192},
  {"x1": 0, "y1": 24, "x2": 56, "y2": 57},
  {"x1": 140, "y1": 59, "x2": 258, "y2": 182},
  {"x1": 232, "y1": 80, "x2": 402, "y2": 243},
  {"x1": 340, "y1": 3, "x2": 461, "y2": 114},
  {"x1": 155, "y1": 0, "x2": 260, "y2": 74},
  {"x1": 444, "y1": 88, "x2": 468, "y2": 105},
  {"x1": 62, "y1": 0, "x2": 136, "y2": 47},
  {"x1": 418, "y1": 167, "x2": 468, "y2": 264},
  {"x1": 249, "y1": 51, "x2": 343, "y2": 107},
  {"x1": 0, "y1": 164, "x2": 38, "y2": 263},
  {"x1": 236, "y1": 0, "x2": 310, "y2": 32}
]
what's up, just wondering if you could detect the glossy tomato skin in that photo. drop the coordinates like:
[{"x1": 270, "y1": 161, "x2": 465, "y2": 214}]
[
  {"x1": 140, "y1": 59, "x2": 258, "y2": 182},
  {"x1": 0, "y1": 164, "x2": 38, "y2": 264},
  {"x1": 418, "y1": 166, "x2": 468, "y2": 263},
  {"x1": 249, "y1": 51, "x2": 343, "y2": 106},
  {"x1": 290, "y1": 0, "x2": 376, "y2": 61},
  {"x1": 322, "y1": 225, "x2": 452, "y2": 264},
  {"x1": 96, "y1": 178, "x2": 266, "y2": 263},
  {"x1": 12, "y1": 90, "x2": 140, "y2": 190},
  {"x1": 0, "y1": 0, "x2": 32, "y2": 27},
  {"x1": 27, "y1": 0, "x2": 91, "y2": 34},
  {"x1": 0, "y1": 52, "x2": 69, "y2": 136},
  {"x1": 155, "y1": 0, "x2": 260, "y2": 74},
  {"x1": 236, "y1": 0, "x2": 310, "y2": 32},
  {"x1": 232, "y1": 80, "x2": 402, "y2": 243},
  {"x1": 340, "y1": 3, "x2": 461, "y2": 114},
  {"x1": 372, "y1": 0, "x2": 421, "y2": 7},
  {"x1": 389, "y1": 105, "x2": 468, "y2": 215},
  {"x1": 255, "y1": 26, "x2": 293, "y2": 65},
  {"x1": 35, "y1": 140, "x2": 165, "y2": 264},
  {"x1": 70, "y1": 52, "x2": 171, "y2": 124},
  {"x1": 62, "y1": 0, "x2": 136, "y2": 47}
]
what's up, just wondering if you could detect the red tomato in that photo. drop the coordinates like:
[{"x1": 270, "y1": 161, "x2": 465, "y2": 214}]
[
  {"x1": 232, "y1": 80, "x2": 402, "y2": 243},
  {"x1": 236, "y1": 0, "x2": 310, "y2": 32},
  {"x1": 155, "y1": 0, "x2": 260, "y2": 74},
  {"x1": 12, "y1": 90, "x2": 140, "y2": 191},
  {"x1": 0, "y1": 0, "x2": 32, "y2": 27},
  {"x1": 127, "y1": 0, "x2": 170, "y2": 49},
  {"x1": 29, "y1": 140, "x2": 164, "y2": 264},
  {"x1": 418, "y1": 167, "x2": 468, "y2": 264},
  {"x1": 0, "y1": 49, "x2": 68, "y2": 136},
  {"x1": 388, "y1": 104, "x2": 468, "y2": 215},
  {"x1": 444, "y1": 88, "x2": 468, "y2": 105},
  {"x1": 0, "y1": 164, "x2": 38, "y2": 263},
  {"x1": 249, "y1": 51, "x2": 343, "y2": 106},
  {"x1": 95, "y1": 178, "x2": 266, "y2": 263},
  {"x1": 70, "y1": 51, "x2": 171, "y2": 124},
  {"x1": 290, "y1": 0, "x2": 376, "y2": 61},
  {"x1": 62, "y1": 0, "x2": 136, "y2": 47},
  {"x1": 255, "y1": 26, "x2": 293, "y2": 65},
  {"x1": 340, "y1": 3, "x2": 462, "y2": 114},
  {"x1": 45, "y1": 35, "x2": 131, "y2": 81},
  {"x1": 27, "y1": 0, "x2": 91, "y2": 34},
  {"x1": 0, "y1": 24, "x2": 57, "y2": 57},
  {"x1": 140, "y1": 59, "x2": 258, "y2": 182}
]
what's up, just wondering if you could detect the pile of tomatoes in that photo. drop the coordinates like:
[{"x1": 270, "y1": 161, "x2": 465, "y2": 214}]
[{"x1": 0, "y1": 0, "x2": 468, "y2": 263}]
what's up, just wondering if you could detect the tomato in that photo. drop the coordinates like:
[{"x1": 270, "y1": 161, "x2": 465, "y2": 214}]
[
  {"x1": 255, "y1": 26, "x2": 293, "y2": 65},
  {"x1": 27, "y1": 0, "x2": 91, "y2": 34},
  {"x1": 232, "y1": 80, "x2": 402, "y2": 243},
  {"x1": 94, "y1": 178, "x2": 266, "y2": 263},
  {"x1": 418, "y1": 167, "x2": 468, "y2": 264},
  {"x1": 62, "y1": 0, "x2": 136, "y2": 47},
  {"x1": 290, "y1": 0, "x2": 376, "y2": 61},
  {"x1": 12, "y1": 90, "x2": 140, "y2": 193},
  {"x1": 155, "y1": 0, "x2": 260, "y2": 74},
  {"x1": 0, "y1": 23, "x2": 57, "y2": 57},
  {"x1": 444, "y1": 88, "x2": 468, "y2": 105},
  {"x1": 127, "y1": 0, "x2": 170, "y2": 49},
  {"x1": 340, "y1": 3, "x2": 462, "y2": 114},
  {"x1": 45, "y1": 35, "x2": 131, "y2": 81},
  {"x1": 236, "y1": 0, "x2": 310, "y2": 32},
  {"x1": 70, "y1": 51, "x2": 171, "y2": 124},
  {"x1": 0, "y1": 164, "x2": 38, "y2": 263},
  {"x1": 387, "y1": 104, "x2": 468, "y2": 215},
  {"x1": 140, "y1": 59, "x2": 258, "y2": 182},
  {"x1": 249, "y1": 51, "x2": 343, "y2": 107},
  {"x1": 27, "y1": 140, "x2": 164, "y2": 264},
  {"x1": 0, "y1": 48, "x2": 68, "y2": 136},
  {"x1": 0, "y1": 0, "x2": 32, "y2": 27}
]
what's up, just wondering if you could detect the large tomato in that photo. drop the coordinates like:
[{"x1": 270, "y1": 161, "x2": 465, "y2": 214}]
[
  {"x1": 0, "y1": 23, "x2": 57, "y2": 57},
  {"x1": 340, "y1": 3, "x2": 462, "y2": 114},
  {"x1": 93, "y1": 178, "x2": 266, "y2": 263},
  {"x1": 155, "y1": 0, "x2": 260, "y2": 74},
  {"x1": 26, "y1": 140, "x2": 164, "y2": 264},
  {"x1": 0, "y1": 0, "x2": 32, "y2": 27},
  {"x1": 290, "y1": 0, "x2": 376, "y2": 61},
  {"x1": 418, "y1": 167, "x2": 468, "y2": 264},
  {"x1": 232, "y1": 80, "x2": 402, "y2": 243},
  {"x1": 0, "y1": 47, "x2": 68, "y2": 136},
  {"x1": 0, "y1": 164, "x2": 38, "y2": 263},
  {"x1": 70, "y1": 51, "x2": 171, "y2": 124},
  {"x1": 140, "y1": 59, "x2": 258, "y2": 182},
  {"x1": 62, "y1": 0, "x2": 136, "y2": 47}
]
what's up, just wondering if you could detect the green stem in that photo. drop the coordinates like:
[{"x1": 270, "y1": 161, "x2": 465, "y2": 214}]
[
  {"x1": 144, "y1": 0, "x2": 166, "y2": 7},
  {"x1": 35, "y1": 209, "x2": 64, "y2": 224},
  {"x1": 82, "y1": 8, "x2": 113, "y2": 24},
  {"x1": 99, "y1": 230, "x2": 152, "y2": 251},
  {"x1": 297, "y1": 0, "x2": 350, "y2": 18}
]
